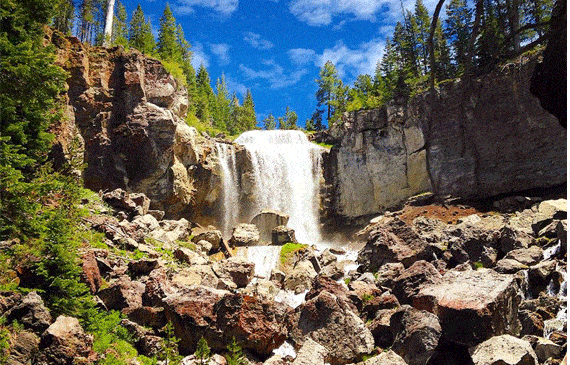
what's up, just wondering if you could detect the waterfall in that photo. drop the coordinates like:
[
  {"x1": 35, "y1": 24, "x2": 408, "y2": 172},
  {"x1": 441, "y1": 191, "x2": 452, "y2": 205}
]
[
  {"x1": 216, "y1": 130, "x2": 324, "y2": 243},
  {"x1": 215, "y1": 143, "x2": 240, "y2": 238},
  {"x1": 235, "y1": 130, "x2": 324, "y2": 243}
]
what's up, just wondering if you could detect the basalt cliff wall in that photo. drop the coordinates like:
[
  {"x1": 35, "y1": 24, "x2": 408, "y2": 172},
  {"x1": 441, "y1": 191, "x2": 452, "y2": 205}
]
[
  {"x1": 327, "y1": 54, "x2": 566, "y2": 220},
  {"x1": 47, "y1": 30, "x2": 220, "y2": 220}
]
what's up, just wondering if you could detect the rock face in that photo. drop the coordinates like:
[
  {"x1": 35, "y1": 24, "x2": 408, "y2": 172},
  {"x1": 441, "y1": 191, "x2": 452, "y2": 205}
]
[
  {"x1": 49, "y1": 31, "x2": 217, "y2": 220},
  {"x1": 327, "y1": 54, "x2": 565, "y2": 219}
]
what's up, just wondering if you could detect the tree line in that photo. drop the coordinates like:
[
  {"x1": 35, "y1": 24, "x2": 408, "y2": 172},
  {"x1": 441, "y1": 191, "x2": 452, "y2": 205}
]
[
  {"x1": 310, "y1": 0, "x2": 554, "y2": 129},
  {"x1": 50, "y1": 0, "x2": 257, "y2": 136}
]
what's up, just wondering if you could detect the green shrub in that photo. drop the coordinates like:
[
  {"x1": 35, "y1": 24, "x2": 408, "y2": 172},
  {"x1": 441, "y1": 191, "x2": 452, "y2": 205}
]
[{"x1": 225, "y1": 337, "x2": 247, "y2": 365}]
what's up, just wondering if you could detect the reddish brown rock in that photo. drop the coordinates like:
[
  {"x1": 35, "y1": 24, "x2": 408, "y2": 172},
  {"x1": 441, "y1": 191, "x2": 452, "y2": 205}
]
[
  {"x1": 97, "y1": 276, "x2": 145, "y2": 311},
  {"x1": 125, "y1": 306, "x2": 167, "y2": 329},
  {"x1": 357, "y1": 218, "x2": 432, "y2": 272},
  {"x1": 392, "y1": 260, "x2": 442, "y2": 305},
  {"x1": 212, "y1": 293, "x2": 290, "y2": 356},
  {"x1": 34, "y1": 316, "x2": 93, "y2": 365},
  {"x1": 414, "y1": 269, "x2": 523, "y2": 346},
  {"x1": 367, "y1": 308, "x2": 399, "y2": 348},
  {"x1": 163, "y1": 286, "x2": 226, "y2": 354},
  {"x1": 81, "y1": 250, "x2": 103, "y2": 294}
]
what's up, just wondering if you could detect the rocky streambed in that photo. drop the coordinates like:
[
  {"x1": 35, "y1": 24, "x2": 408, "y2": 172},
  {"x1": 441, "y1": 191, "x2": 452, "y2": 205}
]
[{"x1": 4, "y1": 189, "x2": 566, "y2": 365}]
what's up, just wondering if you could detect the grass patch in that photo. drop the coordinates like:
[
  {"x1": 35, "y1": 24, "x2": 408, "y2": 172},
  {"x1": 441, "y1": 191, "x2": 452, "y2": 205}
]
[
  {"x1": 316, "y1": 142, "x2": 333, "y2": 149},
  {"x1": 361, "y1": 293, "x2": 374, "y2": 303},
  {"x1": 280, "y1": 243, "x2": 308, "y2": 267}
]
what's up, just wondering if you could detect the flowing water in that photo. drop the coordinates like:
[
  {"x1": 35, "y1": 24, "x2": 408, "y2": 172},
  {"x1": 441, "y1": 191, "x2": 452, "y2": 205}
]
[{"x1": 217, "y1": 130, "x2": 324, "y2": 243}]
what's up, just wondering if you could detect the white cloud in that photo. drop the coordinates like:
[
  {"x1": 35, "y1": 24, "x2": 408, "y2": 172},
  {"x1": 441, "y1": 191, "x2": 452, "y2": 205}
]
[
  {"x1": 239, "y1": 60, "x2": 308, "y2": 89},
  {"x1": 191, "y1": 42, "x2": 210, "y2": 68},
  {"x1": 315, "y1": 39, "x2": 386, "y2": 78},
  {"x1": 175, "y1": 0, "x2": 238, "y2": 16},
  {"x1": 225, "y1": 75, "x2": 248, "y2": 96},
  {"x1": 287, "y1": 48, "x2": 317, "y2": 65},
  {"x1": 243, "y1": 32, "x2": 274, "y2": 50},
  {"x1": 210, "y1": 43, "x2": 231, "y2": 65},
  {"x1": 289, "y1": 0, "x2": 384, "y2": 26},
  {"x1": 289, "y1": 0, "x2": 441, "y2": 26}
]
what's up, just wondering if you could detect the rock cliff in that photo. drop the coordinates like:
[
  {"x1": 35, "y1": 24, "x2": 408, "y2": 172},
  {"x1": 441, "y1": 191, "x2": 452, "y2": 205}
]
[
  {"x1": 47, "y1": 30, "x2": 219, "y2": 220},
  {"x1": 328, "y1": 54, "x2": 566, "y2": 220}
]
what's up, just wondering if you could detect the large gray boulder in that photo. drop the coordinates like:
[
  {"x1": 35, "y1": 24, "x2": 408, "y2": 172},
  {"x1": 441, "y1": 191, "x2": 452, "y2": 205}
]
[
  {"x1": 532, "y1": 199, "x2": 567, "y2": 234},
  {"x1": 288, "y1": 291, "x2": 375, "y2": 365},
  {"x1": 414, "y1": 269, "x2": 523, "y2": 346},
  {"x1": 390, "y1": 305, "x2": 442, "y2": 365},
  {"x1": 292, "y1": 338, "x2": 328, "y2": 365},
  {"x1": 4, "y1": 292, "x2": 52, "y2": 333},
  {"x1": 469, "y1": 334, "x2": 538, "y2": 365}
]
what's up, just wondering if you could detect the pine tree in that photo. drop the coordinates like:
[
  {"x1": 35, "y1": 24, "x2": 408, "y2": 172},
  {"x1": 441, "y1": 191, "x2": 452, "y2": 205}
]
[
  {"x1": 112, "y1": 1, "x2": 128, "y2": 47},
  {"x1": 444, "y1": 0, "x2": 473, "y2": 74},
  {"x1": 262, "y1": 114, "x2": 276, "y2": 130},
  {"x1": 225, "y1": 337, "x2": 247, "y2": 365},
  {"x1": 242, "y1": 89, "x2": 257, "y2": 131},
  {"x1": 52, "y1": 0, "x2": 75, "y2": 34},
  {"x1": 278, "y1": 106, "x2": 297, "y2": 130},
  {"x1": 196, "y1": 64, "x2": 214, "y2": 123},
  {"x1": 309, "y1": 108, "x2": 324, "y2": 131},
  {"x1": 129, "y1": 5, "x2": 156, "y2": 54},
  {"x1": 214, "y1": 75, "x2": 230, "y2": 131},
  {"x1": 194, "y1": 337, "x2": 211, "y2": 365},
  {"x1": 315, "y1": 61, "x2": 343, "y2": 124},
  {"x1": 157, "y1": 4, "x2": 180, "y2": 61},
  {"x1": 414, "y1": 0, "x2": 431, "y2": 74}
]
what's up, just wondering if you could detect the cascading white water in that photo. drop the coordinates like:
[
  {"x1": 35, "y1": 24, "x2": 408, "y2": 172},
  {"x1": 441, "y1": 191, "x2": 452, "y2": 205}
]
[
  {"x1": 215, "y1": 143, "x2": 240, "y2": 238},
  {"x1": 219, "y1": 130, "x2": 324, "y2": 243}
]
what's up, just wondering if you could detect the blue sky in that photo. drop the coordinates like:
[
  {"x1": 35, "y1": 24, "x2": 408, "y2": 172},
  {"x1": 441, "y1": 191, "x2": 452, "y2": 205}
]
[{"x1": 122, "y1": 0, "x2": 440, "y2": 127}]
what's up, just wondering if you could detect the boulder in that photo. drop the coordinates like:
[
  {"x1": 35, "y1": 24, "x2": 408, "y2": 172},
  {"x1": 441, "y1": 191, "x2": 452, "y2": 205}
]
[
  {"x1": 34, "y1": 316, "x2": 93, "y2": 365},
  {"x1": 469, "y1": 334, "x2": 538, "y2": 365},
  {"x1": 390, "y1": 305, "x2": 442, "y2": 365},
  {"x1": 97, "y1": 276, "x2": 145, "y2": 311},
  {"x1": 272, "y1": 226, "x2": 297, "y2": 245},
  {"x1": 251, "y1": 210, "x2": 290, "y2": 242},
  {"x1": 504, "y1": 246, "x2": 544, "y2": 266},
  {"x1": 192, "y1": 227, "x2": 223, "y2": 251},
  {"x1": 392, "y1": 260, "x2": 442, "y2": 305},
  {"x1": 288, "y1": 291, "x2": 375, "y2": 365},
  {"x1": 212, "y1": 293, "x2": 290, "y2": 357},
  {"x1": 445, "y1": 215, "x2": 502, "y2": 267},
  {"x1": 213, "y1": 257, "x2": 255, "y2": 288},
  {"x1": 534, "y1": 337, "x2": 563, "y2": 362},
  {"x1": 358, "y1": 218, "x2": 432, "y2": 271},
  {"x1": 518, "y1": 310, "x2": 544, "y2": 336},
  {"x1": 495, "y1": 259, "x2": 529, "y2": 274},
  {"x1": 163, "y1": 286, "x2": 227, "y2": 354},
  {"x1": 499, "y1": 226, "x2": 536, "y2": 256},
  {"x1": 230, "y1": 223, "x2": 260, "y2": 247},
  {"x1": 305, "y1": 275, "x2": 355, "y2": 311},
  {"x1": 375, "y1": 262, "x2": 406, "y2": 288},
  {"x1": 320, "y1": 261, "x2": 346, "y2": 280},
  {"x1": 171, "y1": 265, "x2": 223, "y2": 290},
  {"x1": 414, "y1": 269, "x2": 523, "y2": 346},
  {"x1": 291, "y1": 338, "x2": 328, "y2": 365},
  {"x1": 367, "y1": 308, "x2": 399, "y2": 348},
  {"x1": 128, "y1": 258, "x2": 159, "y2": 276},
  {"x1": 527, "y1": 260, "x2": 557, "y2": 297},
  {"x1": 532, "y1": 199, "x2": 567, "y2": 234},
  {"x1": 283, "y1": 260, "x2": 318, "y2": 294},
  {"x1": 150, "y1": 218, "x2": 191, "y2": 244},
  {"x1": 362, "y1": 350, "x2": 408, "y2": 365},
  {"x1": 7, "y1": 331, "x2": 40, "y2": 365},
  {"x1": 173, "y1": 247, "x2": 209, "y2": 266},
  {"x1": 4, "y1": 292, "x2": 52, "y2": 333},
  {"x1": 125, "y1": 306, "x2": 167, "y2": 329},
  {"x1": 557, "y1": 220, "x2": 567, "y2": 252}
]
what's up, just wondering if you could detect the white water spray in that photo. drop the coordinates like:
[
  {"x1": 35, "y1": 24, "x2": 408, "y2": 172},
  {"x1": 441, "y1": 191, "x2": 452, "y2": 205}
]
[
  {"x1": 218, "y1": 130, "x2": 324, "y2": 243},
  {"x1": 215, "y1": 143, "x2": 240, "y2": 238}
]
